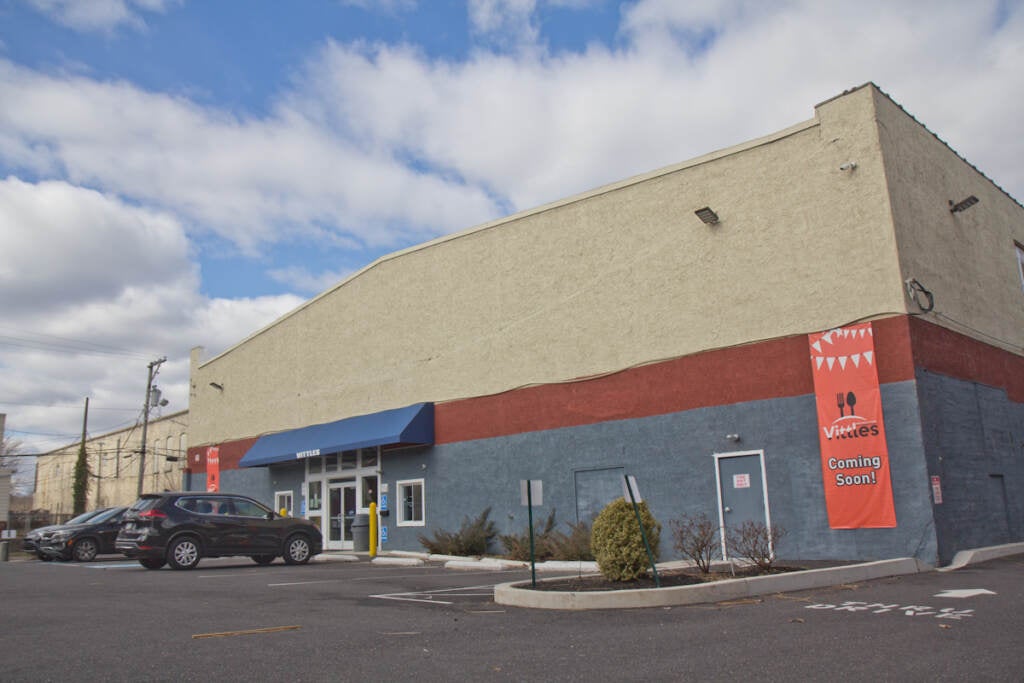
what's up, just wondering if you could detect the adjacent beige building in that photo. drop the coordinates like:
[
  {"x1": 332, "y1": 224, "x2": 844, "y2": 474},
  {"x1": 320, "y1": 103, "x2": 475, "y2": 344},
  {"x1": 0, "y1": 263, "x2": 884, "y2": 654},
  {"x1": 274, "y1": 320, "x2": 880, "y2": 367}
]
[{"x1": 33, "y1": 410, "x2": 189, "y2": 517}]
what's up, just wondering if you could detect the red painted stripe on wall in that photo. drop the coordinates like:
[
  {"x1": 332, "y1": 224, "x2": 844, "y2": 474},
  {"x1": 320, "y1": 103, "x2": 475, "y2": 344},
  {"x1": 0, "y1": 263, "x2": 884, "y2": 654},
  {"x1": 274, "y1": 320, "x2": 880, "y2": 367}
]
[
  {"x1": 435, "y1": 316, "x2": 917, "y2": 444},
  {"x1": 908, "y1": 316, "x2": 1024, "y2": 402},
  {"x1": 186, "y1": 437, "x2": 256, "y2": 475}
]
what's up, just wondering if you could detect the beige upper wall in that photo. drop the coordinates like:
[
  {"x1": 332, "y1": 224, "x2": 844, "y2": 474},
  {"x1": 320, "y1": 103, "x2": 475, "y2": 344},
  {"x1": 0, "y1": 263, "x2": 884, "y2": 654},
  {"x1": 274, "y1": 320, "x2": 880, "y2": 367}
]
[
  {"x1": 33, "y1": 411, "x2": 189, "y2": 514},
  {"x1": 874, "y1": 88, "x2": 1024, "y2": 351},
  {"x1": 191, "y1": 85, "x2": 919, "y2": 447}
]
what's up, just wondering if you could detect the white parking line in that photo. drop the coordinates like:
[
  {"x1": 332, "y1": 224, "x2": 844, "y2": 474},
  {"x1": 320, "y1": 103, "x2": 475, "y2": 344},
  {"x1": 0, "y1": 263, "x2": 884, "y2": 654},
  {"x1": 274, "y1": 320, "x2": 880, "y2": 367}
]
[{"x1": 370, "y1": 582, "x2": 501, "y2": 606}]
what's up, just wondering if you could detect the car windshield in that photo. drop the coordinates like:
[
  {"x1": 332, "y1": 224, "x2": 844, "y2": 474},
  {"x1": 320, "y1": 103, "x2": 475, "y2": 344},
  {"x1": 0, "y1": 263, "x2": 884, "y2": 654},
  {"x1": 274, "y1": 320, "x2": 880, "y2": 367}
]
[
  {"x1": 88, "y1": 508, "x2": 124, "y2": 523},
  {"x1": 66, "y1": 509, "x2": 106, "y2": 525}
]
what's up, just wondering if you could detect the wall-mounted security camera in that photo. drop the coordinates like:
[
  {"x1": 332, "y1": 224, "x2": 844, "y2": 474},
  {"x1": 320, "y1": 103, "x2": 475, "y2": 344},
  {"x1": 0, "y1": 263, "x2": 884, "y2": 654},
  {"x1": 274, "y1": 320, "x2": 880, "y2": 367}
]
[{"x1": 839, "y1": 162, "x2": 858, "y2": 171}]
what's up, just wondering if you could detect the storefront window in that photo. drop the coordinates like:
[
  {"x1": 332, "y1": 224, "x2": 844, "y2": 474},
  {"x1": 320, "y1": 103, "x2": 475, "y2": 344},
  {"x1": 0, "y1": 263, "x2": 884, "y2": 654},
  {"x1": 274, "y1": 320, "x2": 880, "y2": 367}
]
[
  {"x1": 341, "y1": 450, "x2": 358, "y2": 470},
  {"x1": 361, "y1": 447, "x2": 378, "y2": 468},
  {"x1": 361, "y1": 475, "x2": 378, "y2": 509},
  {"x1": 307, "y1": 480, "x2": 322, "y2": 512},
  {"x1": 325, "y1": 453, "x2": 339, "y2": 471}
]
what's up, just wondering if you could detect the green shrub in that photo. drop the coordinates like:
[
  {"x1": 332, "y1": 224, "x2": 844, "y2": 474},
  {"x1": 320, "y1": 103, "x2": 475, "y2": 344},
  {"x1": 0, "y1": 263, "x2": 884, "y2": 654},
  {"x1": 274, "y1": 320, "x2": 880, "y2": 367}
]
[
  {"x1": 591, "y1": 497, "x2": 661, "y2": 581},
  {"x1": 546, "y1": 520, "x2": 594, "y2": 561},
  {"x1": 418, "y1": 507, "x2": 497, "y2": 556},
  {"x1": 500, "y1": 509, "x2": 557, "y2": 561},
  {"x1": 500, "y1": 512, "x2": 596, "y2": 562}
]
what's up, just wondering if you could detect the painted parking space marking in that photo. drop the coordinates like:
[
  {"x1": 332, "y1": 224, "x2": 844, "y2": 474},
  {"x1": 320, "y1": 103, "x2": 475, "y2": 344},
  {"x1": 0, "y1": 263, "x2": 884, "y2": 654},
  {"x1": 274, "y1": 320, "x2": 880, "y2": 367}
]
[{"x1": 370, "y1": 582, "x2": 503, "y2": 606}]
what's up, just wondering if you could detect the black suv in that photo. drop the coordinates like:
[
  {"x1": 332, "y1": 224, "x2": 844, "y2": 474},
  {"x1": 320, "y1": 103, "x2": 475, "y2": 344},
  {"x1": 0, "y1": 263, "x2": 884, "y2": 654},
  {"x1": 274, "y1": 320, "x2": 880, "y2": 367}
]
[
  {"x1": 36, "y1": 507, "x2": 128, "y2": 562},
  {"x1": 23, "y1": 507, "x2": 112, "y2": 560},
  {"x1": 116, "y1": 492, "x2": 323, "y2": 570}
]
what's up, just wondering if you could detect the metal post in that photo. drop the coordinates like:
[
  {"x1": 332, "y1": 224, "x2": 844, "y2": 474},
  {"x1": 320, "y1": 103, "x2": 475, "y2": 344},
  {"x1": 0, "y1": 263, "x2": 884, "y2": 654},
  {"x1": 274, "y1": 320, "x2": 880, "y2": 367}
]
[
  {"x1": 527, "y1": 482, "x2": 536, "y2": 588},
  {"x1": 624, "y1": 476, "x2": 659, "y2": 588}
]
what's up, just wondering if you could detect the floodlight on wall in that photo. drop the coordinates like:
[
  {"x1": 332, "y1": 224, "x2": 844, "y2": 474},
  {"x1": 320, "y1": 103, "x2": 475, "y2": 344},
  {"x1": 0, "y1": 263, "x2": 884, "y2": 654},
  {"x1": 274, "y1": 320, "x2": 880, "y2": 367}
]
[
  {"x1": 839, "y1": 161, "x2": 857, "y2": 171},
  {"x1": 949, "y1": 195, "x2": 979, "y2": 213},
  {"x1": 726, "y1": 433, "x2": 741, "y2": 442},
  {"x1": 209, "y1": 382, "x2": 224, "y2": 391},
  {"x1": 695, "y1": 207, "x2": 720, "y2": 225}
]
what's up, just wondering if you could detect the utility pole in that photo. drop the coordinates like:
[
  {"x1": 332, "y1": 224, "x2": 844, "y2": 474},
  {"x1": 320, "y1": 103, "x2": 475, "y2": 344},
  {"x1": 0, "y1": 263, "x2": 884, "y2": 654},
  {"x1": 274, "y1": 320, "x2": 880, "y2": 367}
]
[{"x1": 136, "y1": 357, "x2": 167, "y2": 497}]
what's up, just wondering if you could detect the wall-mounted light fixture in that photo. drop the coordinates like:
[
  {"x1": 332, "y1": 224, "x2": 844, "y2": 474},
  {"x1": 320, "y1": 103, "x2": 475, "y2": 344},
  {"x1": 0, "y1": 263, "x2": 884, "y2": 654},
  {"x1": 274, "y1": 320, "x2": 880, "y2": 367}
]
[
  {"x1": 725, "y1": 433, "x2": 741, "y2": 442},
  {"x1": 839, "y1": 162, "x2": 857, "y2": 171},
  {"x1": 949, "y1": 195, "x2": 979, "y2": 213},
  {"x1": 209, "y1": 382, "x2": 224, "y2": 391},
  {"x1": 695, "y1": 207, "x2": 720, "y2": 225}
]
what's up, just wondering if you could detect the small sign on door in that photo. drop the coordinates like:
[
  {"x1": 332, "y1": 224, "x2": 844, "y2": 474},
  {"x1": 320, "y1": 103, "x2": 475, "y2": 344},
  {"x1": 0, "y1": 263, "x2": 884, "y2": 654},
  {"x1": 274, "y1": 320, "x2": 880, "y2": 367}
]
[{"x1": 733, "y1": 473, "x2": 751, "y2": 489}]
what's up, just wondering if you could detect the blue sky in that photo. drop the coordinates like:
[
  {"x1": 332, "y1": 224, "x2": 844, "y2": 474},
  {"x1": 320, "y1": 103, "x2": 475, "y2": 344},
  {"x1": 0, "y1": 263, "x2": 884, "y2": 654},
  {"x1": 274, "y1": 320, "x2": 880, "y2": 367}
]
[{"x1": 1, "y1": 0, "x2": 1023, "y2": 471}]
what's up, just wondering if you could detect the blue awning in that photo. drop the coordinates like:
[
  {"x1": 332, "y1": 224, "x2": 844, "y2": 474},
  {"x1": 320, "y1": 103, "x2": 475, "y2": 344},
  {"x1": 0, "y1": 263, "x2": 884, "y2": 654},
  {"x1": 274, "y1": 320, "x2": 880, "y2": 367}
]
[{"x1": 239, "y1": 402, "x2": 434, "y2": 468}]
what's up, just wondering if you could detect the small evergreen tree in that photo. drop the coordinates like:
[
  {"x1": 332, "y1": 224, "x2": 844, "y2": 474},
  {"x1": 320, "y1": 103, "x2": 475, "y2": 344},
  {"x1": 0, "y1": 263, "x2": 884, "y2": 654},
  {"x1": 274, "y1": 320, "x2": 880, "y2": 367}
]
[
  {"x1": 72, "y1": 442, "x2": 90, "y2": 514},
  {"x1": 591, "y1": 497, "x2": 661, "y2": 581}
]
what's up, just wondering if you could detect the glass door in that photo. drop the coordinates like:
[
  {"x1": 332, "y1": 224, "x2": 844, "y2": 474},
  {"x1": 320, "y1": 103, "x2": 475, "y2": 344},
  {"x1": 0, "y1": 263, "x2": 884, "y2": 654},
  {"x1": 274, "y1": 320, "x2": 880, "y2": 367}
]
[{"x1": 327, "y1": 481, "x2": 357, "y2": 550}]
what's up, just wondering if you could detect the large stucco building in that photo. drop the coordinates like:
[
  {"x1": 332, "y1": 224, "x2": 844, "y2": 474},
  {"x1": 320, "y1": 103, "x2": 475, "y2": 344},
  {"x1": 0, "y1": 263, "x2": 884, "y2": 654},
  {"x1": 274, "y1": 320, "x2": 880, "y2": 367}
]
[
  {"x1": 184, "y1": 84, "x2": 1024, "y2": 565},
  {"x1": 34, "y1": 411, "x2": 189, "y2": 518}
]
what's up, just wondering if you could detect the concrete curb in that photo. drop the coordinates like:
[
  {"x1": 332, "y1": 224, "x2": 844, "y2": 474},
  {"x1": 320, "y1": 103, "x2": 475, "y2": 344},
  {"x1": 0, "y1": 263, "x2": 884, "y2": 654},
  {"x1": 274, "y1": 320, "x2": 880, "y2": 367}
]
[
  {"x1": 494, "y1": 558, "x2": 929, "y2": 611},
  {"x1": 937, "y1": 542, "x2": 1024, "y2": 572},
  {"x1": 312, "y1": 553, "x2": 360, "y2": 563},
  {"x1": 372, "y1": 556, "x2": 425, "y2": 567}
]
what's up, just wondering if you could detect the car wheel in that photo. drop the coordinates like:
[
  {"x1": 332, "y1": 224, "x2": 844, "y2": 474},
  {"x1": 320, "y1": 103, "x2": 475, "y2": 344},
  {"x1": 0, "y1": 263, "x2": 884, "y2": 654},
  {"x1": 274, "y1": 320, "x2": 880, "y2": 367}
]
[
  {"x1": 251, "y1": 555, "x2": 275, "y2": 565},
  {"x1": 71, "y1": 538, "x2": 99, "y2": 562},
  {"x1": 167, "y1": 536, "x2": 202, "y2": 570},
  {"x1": 282, "y1": 534, "x2": 311, "y2": 565},
  {"x1": 37, "y1": 552, "x2": 53, "y2": 562},
  {"x1": 139, "y1": 558, "x2": 166, "y2": 570}
]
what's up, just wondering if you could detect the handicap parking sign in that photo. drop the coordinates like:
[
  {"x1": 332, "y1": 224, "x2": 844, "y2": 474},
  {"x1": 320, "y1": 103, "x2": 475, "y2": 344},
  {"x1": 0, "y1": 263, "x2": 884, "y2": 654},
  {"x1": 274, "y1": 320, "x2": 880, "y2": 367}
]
[{"x1": 381, "y1": 526, "x2": 388, "y2": 543}]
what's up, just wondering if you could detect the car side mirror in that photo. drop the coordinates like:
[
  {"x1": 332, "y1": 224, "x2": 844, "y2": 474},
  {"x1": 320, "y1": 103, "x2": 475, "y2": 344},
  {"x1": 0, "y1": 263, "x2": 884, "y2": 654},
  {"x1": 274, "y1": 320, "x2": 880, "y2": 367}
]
[{"x1": 266, "y1": 512, "x2": 274, "y2": 520}]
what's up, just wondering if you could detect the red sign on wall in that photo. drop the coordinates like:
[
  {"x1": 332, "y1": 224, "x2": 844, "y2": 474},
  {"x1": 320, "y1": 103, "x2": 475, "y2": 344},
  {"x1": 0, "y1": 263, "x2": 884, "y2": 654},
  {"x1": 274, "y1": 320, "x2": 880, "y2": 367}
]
[
  {"x1": 206, "y1": 446, "x2": 220, "y2": 492},
  {"x1": 809, "y1": 323, "x2": 896, "y2": 529}
]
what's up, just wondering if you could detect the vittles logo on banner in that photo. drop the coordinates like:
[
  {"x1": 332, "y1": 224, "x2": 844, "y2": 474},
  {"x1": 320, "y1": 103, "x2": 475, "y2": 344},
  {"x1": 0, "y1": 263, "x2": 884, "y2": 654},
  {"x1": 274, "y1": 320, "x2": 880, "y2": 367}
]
[
  {"x1": 809, "y1": 322, "x2": 896, "y2": 529},
  {"x1": 206, "y1": 446, "x2": 220, "y2": 493}
]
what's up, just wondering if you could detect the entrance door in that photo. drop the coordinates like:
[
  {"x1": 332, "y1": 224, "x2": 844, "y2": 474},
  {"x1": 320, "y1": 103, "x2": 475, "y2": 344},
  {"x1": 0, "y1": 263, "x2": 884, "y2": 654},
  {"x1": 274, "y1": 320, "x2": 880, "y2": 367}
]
[
  {"x1": 327, "y1": 482, "x2": 357, "y2": 551},
  {"x1": 715, "y1": 451, "x2": 771, "y2": 560}
]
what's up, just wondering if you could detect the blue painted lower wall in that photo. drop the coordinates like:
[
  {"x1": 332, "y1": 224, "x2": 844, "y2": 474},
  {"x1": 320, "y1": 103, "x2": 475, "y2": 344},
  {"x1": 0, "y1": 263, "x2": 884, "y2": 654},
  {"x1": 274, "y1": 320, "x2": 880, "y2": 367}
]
[
  {"x1": 916, "y1": 369, "x2": 1024, "y2": 563},
  {"x1": 205, "y1": 372, "x2": 1021, "y2": 565}
]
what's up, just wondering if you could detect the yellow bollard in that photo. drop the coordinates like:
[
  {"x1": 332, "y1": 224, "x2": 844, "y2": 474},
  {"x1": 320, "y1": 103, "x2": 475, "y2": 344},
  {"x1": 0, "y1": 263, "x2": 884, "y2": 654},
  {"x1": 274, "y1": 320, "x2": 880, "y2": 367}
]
[{"x1": 368, "y1": 502, "x2": 377, "y2": 558}]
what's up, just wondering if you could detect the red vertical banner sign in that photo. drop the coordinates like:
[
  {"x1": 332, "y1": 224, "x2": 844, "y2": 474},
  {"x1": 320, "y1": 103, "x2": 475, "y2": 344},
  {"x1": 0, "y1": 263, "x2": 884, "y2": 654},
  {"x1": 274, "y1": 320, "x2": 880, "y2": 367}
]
[
  {"x1": 206, "y1": 446, "x2": 220, "y2": 492},
  {"x1": 809, "y1": 323, "x2": 896, "y2": 528}
]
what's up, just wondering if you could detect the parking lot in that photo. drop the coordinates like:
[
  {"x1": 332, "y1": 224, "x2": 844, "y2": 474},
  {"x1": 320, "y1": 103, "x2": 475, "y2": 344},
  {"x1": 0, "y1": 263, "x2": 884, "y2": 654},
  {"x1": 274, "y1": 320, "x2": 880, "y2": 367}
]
[{"x1": 2, "y1": 553, "x2": 1023, "y2": 681}]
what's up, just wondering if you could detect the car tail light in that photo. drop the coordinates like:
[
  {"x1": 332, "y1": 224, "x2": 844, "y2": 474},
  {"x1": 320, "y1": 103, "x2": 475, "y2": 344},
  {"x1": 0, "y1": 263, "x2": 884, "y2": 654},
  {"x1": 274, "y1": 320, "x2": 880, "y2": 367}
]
[{"x1": 137, "y1": 509, "x2": 167, "y2": 519}]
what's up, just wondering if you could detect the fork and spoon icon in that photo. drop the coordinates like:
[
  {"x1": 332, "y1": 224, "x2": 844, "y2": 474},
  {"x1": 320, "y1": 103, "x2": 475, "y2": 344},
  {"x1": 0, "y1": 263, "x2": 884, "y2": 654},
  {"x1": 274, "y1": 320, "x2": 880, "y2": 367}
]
[{"x1": 836, "y1": 391, "x2": 857, "y2": 417}]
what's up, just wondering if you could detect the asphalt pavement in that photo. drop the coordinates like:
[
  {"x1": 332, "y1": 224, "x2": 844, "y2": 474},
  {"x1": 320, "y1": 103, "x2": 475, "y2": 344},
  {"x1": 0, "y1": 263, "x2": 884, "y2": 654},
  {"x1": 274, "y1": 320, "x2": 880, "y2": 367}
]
[{"x1": 1, "y1": 549, "x2": 1022, "y2": 681}]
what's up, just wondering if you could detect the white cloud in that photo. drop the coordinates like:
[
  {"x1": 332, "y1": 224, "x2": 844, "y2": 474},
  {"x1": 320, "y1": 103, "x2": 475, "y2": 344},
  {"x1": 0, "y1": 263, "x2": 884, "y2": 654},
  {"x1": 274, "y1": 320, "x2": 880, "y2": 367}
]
[
  {"x1": 295, "y1": 0, "x2": 1024, "y2": 213},
  {"x1": 0, "y1": 178, "x2": 303, "y2": 453},
  {"x1": 26, "y1": 0, "x2": 179, "y2": 32},
  {"x1": 0, "y1": 60, "x2": 501, "y2": 255}
]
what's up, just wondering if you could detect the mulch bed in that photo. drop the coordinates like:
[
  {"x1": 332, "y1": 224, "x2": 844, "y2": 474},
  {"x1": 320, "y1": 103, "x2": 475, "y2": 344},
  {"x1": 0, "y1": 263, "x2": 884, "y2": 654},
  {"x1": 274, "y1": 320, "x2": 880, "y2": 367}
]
[{"x1": 523, "y1": 564, "x2": 820, "y2": 592}]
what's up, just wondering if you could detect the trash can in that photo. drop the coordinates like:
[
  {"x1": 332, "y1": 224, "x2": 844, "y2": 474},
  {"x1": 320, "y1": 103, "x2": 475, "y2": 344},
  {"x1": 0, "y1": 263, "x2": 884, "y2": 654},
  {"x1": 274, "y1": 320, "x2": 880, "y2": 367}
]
[
  {"x1": 351, "y1": 514, "x2": 370, "y2": 552},
  {"x1": 0, "y1": 541, "x2": 8, "y2": 562}
]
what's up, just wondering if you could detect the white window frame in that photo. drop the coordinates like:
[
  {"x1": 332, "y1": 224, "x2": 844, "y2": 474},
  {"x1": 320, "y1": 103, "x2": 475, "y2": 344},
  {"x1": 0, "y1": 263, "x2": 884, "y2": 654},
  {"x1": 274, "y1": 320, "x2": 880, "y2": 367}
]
[
  {"x1": 274, "y1": 490, "x2": 294, "y2": 516},
  {"x1": 396, "y1": 478, "x2": 425, "y2": 527}
]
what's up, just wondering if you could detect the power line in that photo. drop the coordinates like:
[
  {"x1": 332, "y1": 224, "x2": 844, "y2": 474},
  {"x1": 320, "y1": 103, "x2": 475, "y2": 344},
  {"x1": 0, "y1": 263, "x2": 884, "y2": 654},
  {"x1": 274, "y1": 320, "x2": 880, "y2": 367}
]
[{"x1": 0, "y1": 329, "x2": 155, "y2": 360}]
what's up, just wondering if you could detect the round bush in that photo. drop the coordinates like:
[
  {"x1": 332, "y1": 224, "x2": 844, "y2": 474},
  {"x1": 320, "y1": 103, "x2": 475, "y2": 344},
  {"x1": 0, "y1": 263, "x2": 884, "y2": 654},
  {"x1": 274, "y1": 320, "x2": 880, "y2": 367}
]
[{"x1": 590, "y1": 497, "x2": 661, "y2": 581}]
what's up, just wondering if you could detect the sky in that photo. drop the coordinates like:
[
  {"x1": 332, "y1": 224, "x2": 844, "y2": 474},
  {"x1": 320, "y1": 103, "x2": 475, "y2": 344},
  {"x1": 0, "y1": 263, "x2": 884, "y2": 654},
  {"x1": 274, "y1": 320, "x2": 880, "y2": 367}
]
[{"x1": 1, "y1": 0, "x2": 1022, "y2": 489}]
